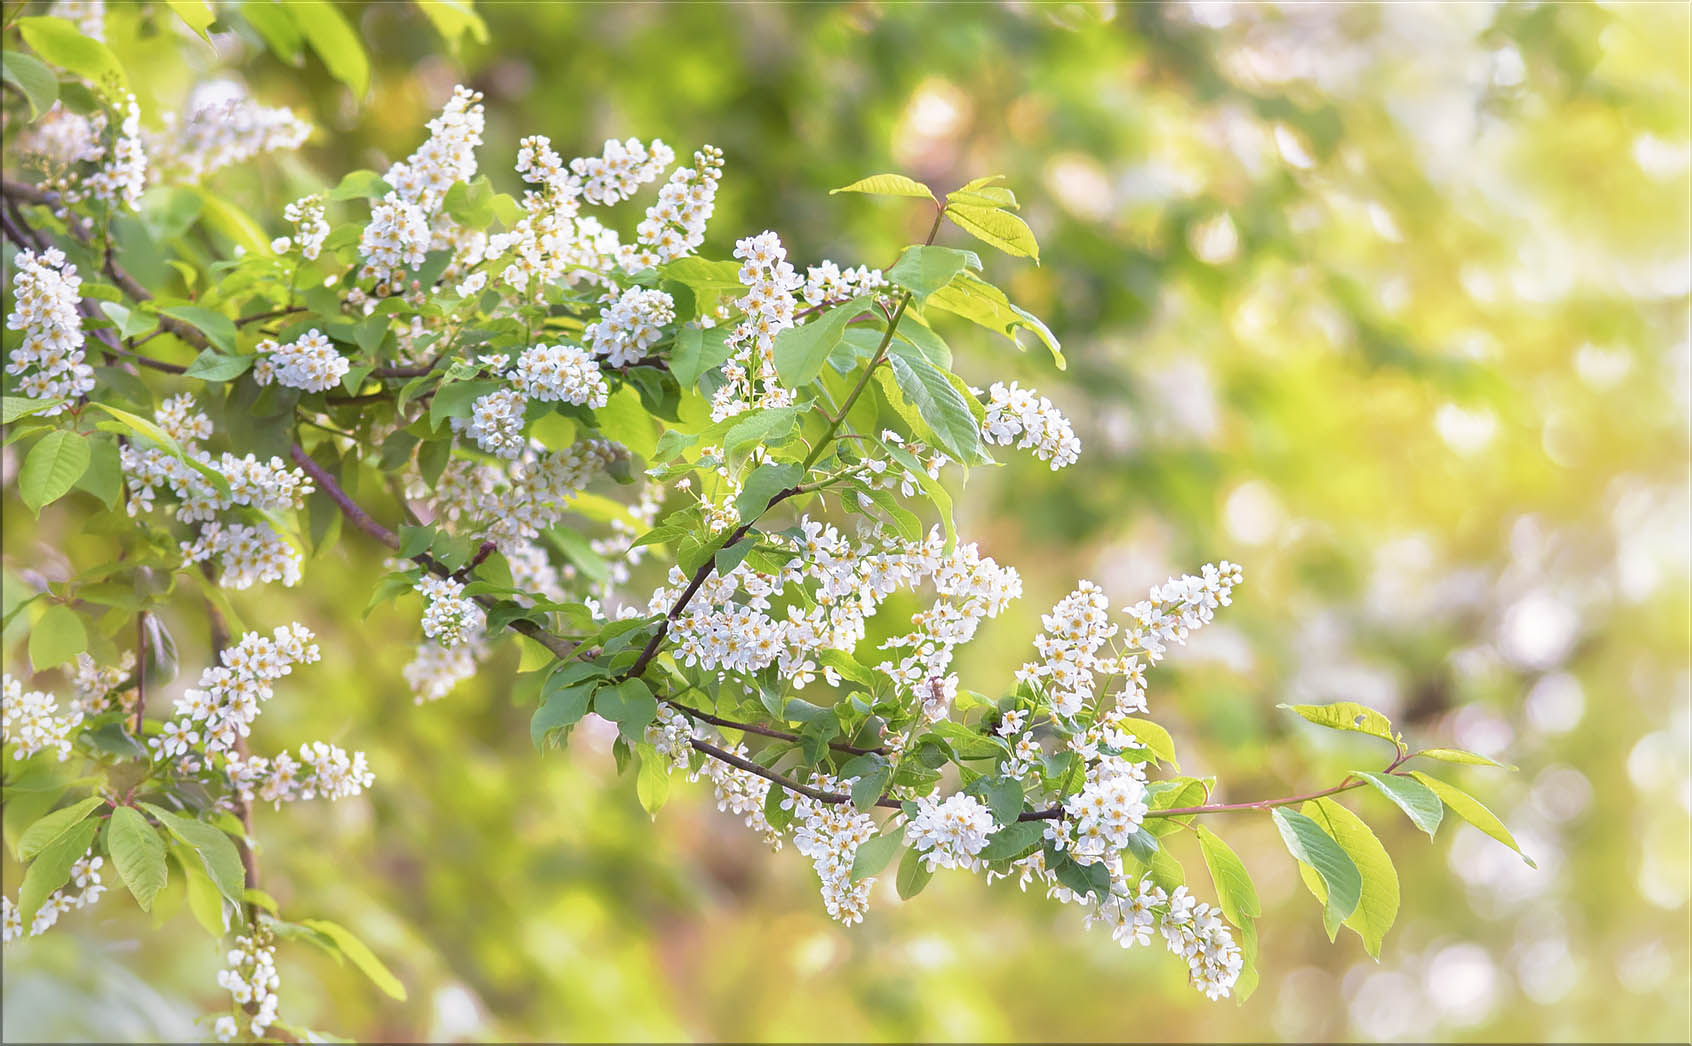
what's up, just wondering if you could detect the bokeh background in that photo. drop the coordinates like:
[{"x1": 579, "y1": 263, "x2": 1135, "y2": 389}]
[{"x1": 3, "y1": 1, "x2": 1689, "y2": 1041}]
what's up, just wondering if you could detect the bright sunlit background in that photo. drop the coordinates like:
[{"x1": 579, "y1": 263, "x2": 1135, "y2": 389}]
[{"x1": 4, "y1": 2, "x2": 1690, "y2": 1041}]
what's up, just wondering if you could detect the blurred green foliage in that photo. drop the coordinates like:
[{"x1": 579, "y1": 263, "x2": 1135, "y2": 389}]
[{"x1": 4, "y1": 1, "x2": 1689, "y2": 1041}]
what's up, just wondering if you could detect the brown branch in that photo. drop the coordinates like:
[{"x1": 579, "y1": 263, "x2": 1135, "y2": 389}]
[{"x1": 664, "y1": 697, "x2": 887, "y2": 757}]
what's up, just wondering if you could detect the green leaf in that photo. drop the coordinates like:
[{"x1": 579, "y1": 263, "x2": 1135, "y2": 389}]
[
  {"x1": 19, "y1": 797, "x2": 105, "y2": 860},
  {"x1": 1115, "y1": 717, "x2": 1180, "y2": 771},
  {"x1": 974, "y1": 775, "x2": 1025, "y2": 825},
  {"x1": 183, "y1": 349, "x2": 254, "y2": 382},
  {"x1": 773, "y1": 295, "x2": 875, "y2": 388},
  {"x1": 290, "y1": 0, "x2": 370, "y2": 96},
  {"x1": 880, "y1": 346, "x2": 982, "y2": 465},
  {"x1": 1410, "y1": 771, "x2": 1536, "y2": 867},
  {"x1": 895, "y1": 843, "x2": 933, "y2": 898},
  {"x1": 18, "y1": 817, "x2": 99, "y2": 926},
  {"x1": 106, "y1": 807, "x2": 168, "y2": 912},
  {"x1": 429, "y1": 379, "x2": 501, "y2": 430},
  {"x1": 1279, "y1": 701, "x2": 1398, "y2": 745},
  {"x1": 850, "y1": 830, "x2": 903, "y2": 882},
  {"x1": 139, "y1": 804, "x2": 245, "y2": 904},
  {"x1": 881, "y1": 441, "x2": 956, "y2": 553},
  {"x1": 328, "y1": 168, "x2": 393, "y2": 201},
  {"x1": 670, "y1": 325, "x2": 733, "y2": 387},
  {"x1": 924, "y1": 271, "x2": 1064, "y2": 370},
  {"x1": 1298, "y1": 798, "x2": 1400, "y2": 959},
  {"x1": 635, "y1": 743, "x2": 670, "y2": 815},
  {"x1": 191, "y1": 188, "x2": 273, "y2": 255},
  {"x1": 1195, "y1": 826, "x2": 1261, "y2": 926},
  {"x1": 172, "y1": 843, "x2": 230, "y2": 936},
  {"x1": 734, "y1": 461, "x2": 802, "y2": 520},
  {"x1": 74, "y1": 433, "x2": 122, "y2": 508},
  {"x1": 830, "y1": 173, "x2": 935, "y2": 202},
  {"x1": 28, "y1": 603, "x2": 87, "y2": 670},
  {"x1": 594, "y1": 678, "x2": 658, "y2": 741},
  {"x1": 722, "y1": 406, "x2": 799, "y2": 456},
  {"x1": 887, "y1": 245, "x2": 978, "y2": 301},
  {"x1": 945, "y1": 203, "x2": 1040, "y2": 261},
  {"x1": 416, "y1": 0, "x2": 489, "y2": 49},
  {"x1": 1354, "y1": 771, "x2": 1444, "y2": 838},
  {"x1": 239, "y1": 0, "x2": 304, "y2": 62},
  {"x1": 2, "y1": 396, "x2": 65, "y2": 423},
  {"x1": 1, "y1": 51, "x2": 59, "y2": 119},
  {"x1": 1415, "y1": 747, "x2": 1517, "y2": 771},
  {"x1": 531, "y1": 680, "x2": 593, "y2": 750},
  {"x1": 16, "y1": 17, "x2": 127, "y2": 97},
  {"x1": 165, "y1": 0, "x2": 217, "y2": 41},
  {"x1": 20, "y1": 430, "x2": 91, "y2": 515},
  {"x1": 300, "y1": 918, "x2": 407, "y2": 1000},
  {"x1": 1271, "y1": 807, "x2": 1361, "y2": 941},
  {"x1": 979, "y1": 819, "x2": 1045, "y2": 862}
]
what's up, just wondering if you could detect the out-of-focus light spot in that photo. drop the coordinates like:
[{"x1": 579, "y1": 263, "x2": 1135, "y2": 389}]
[
  {"x1": 1497, "y1": 590, "x2": 1578, "y2": 670},
  {"x1": 1525, "y1": 672, "x2": 1585, "y2": 735},
  {"x1": 1223, "y1": 480, "x2": 1283, "y2": 545},
  {"x1": 1617, "y1": 938, "x2": 1674, "y2": 992},
  {"x1": 1141, "y1": 356, "x2": 1220, "y2": 443},
  {"x1": 1450, "y1": 704, "x2": 1515, "y2": 758},
  {"x1": 1425, "y1": 942, "x2": 1501, "y2": 1026},
  {"x1": 1188, "y1": 212, "x2": 1240, "y2": 265},
  {"x1": 1491, "y1": 46, "x2": 1526, "y2": 87},
  {"x1": 1459, "y1": 263, "x2": 1499, "y2": 304},
  {"x1": 892, "y1": 78, "x2": 971, "y2": 168},
  {"x1": 429, "y1": 983, "x2": 485, "y2": 1041},
  {"x1": 1368, "y1": 202, "x2": 1403, "y2": 242},
  {"x1": 792, "y1": 932, "x2": 838, "y2": 975},
  {"x1": 1528, "y1": 765, "x2": 1592, "y2": 824},
  {"x1": 1628, "y1": 730, "x2": 1688, "y2": 793},
  {"x1": 1575, "y1": 343, "x2": 1634, "y2": 388},
  {"x1": 1514, "y1": 926, "x2": 1579, "y2": 1005},
  {"x1": 1347, "y1": 969, "x2": 1430, "y2": 1040},
  {"x1": 1274, "y1": 966, "x2": 1337, "y2": 1041},
  {"x1": 1633, "y1": 133, "x2": 1692, "y2": 181},
  {"x1": 1274, "y1": 123, "x2": 1316, "y2": 169},
  {"x1": 1043, "y1": 153, "x2": 1113, "y2": 222},
  {"x1": 1435, "y1": 403, "x2": 1498, "y2": 457},
  {"x1": 903, "y1": 934, "x2": 955, "y2": 970}
]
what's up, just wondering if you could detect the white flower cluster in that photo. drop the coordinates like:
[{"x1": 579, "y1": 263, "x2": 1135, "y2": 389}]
[
  {"x1": 802, "y1": 260, "x2": 890, "y2": 308},
  {"x1": 1016, "y1": 580, "x2": 1130, "y2": 718},
  {"x1": 255, "y1": 329, "x2": 349, "y2": 393},
  {"x1": 417, "y1": 438, "x2": 617, "y2": 548},
  {"x1": 68, "y1": 650, "x2": 137, "y2": 718},
  {"x1": 215, "y1": 928, "x2": 280, "y2": 1039},
  {"x1": 785, "y1": 779, "x2": 880, "y2": 924},
  {"x1": 146, "y1": 94, "x2": 310, "y2": 183},
  {"x1": 981, "y1": 381, "x2": 1081, "y2": 469},
  {"x1": 275, "y1": 194, "x2": 330, "y2": 260},
  {"x1": 653, "y1": 519, "x2": 1019, "y2": 708},
  {"x1": 632, "y1": 145, "x2": 724, "y2": 264},
  {"x1": 415, "y1": 575, "x2": 487, "y2": 647},
  {"x1": 585, "y1": 287, "x2": 675, "y2": 367},
  {"x1": 1060, "y1": 759, "x2": 1150, "y2": 864},
  {"x1": 164, "y1": 623, "x2": 320, "y2": 757},
  {"x1": 359, "y1": 85, "x2": 485, "y2": 287},
  {"x1": 403, "y1": 634, "x2": 489, "y2": 704},
  {"x1": 906, "y1": 792, "x2": 997, "y2": 872},
  {"x1": 120, "y1": 397, "x2": 313, "y2": 589},
  {"x1": 48, "y1": 0, "x2": 104, "y2": 40},
  {"x1": 512, "y1": 342, "x2": 610, "y2": 407},
  {"x1": 5, "y1": 247, "x2": 93, "y2": 413},
  {"x1": 572, "y1": 137, "x2": 674, "y2": 205},
  {"x1": 19, "y1": 93, "x2": 145, "y2": 212},
  {"x1": 2, "y1": 849, "x2": 105, "y2": 944},
  {"x1": 1, "y1": 674, "x2": 82, "y2": 760},
  {"x1": 453, "y1": 387, "x2": 528, "y2": 459},
  {"x1": 225, "y1": 740, "x2": 375, "y2": 807},
  {"x1": 646, "y1": 706, "x2": 783, "y2": 849},
  {"x1": 1121, "y1": 561, "x2": 1242, "y2": 664},
  {"x1": 710, "y1": 231, "x2": 804, "y2": 421},
  {"x1": 83, "y1": 95, "x2": 147, "y2": 211}
]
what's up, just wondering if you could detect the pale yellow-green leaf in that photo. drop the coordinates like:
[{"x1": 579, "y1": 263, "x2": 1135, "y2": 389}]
[
  {"x1": 945, "y1": 203, "x2": 1040, "y2": 261},
  {"x1": 1410, "y1": 771, "x2": 1536, "y2": 867},
  {"x1": 830, "y1": 173, "x2": 936, "y2": 202},
  {"x1": 1298, "y1": 798, "x2": 1399, "y2": 959}
]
